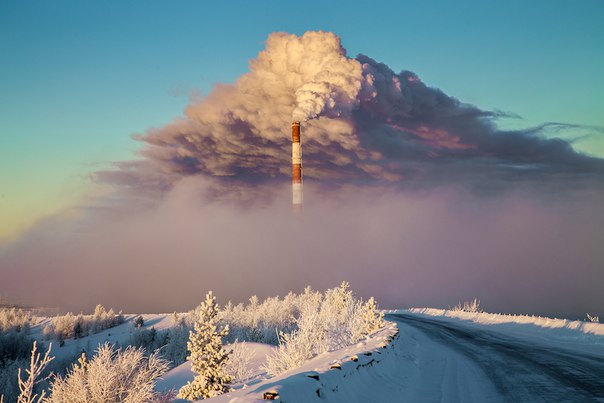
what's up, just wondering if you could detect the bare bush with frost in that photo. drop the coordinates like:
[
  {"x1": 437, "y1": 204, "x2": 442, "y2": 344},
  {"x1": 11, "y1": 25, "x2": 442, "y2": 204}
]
[
  {"x1": 16, "y1": 341, "x2": 54, "y2": 403},
  {"x1": 46, "y1": 343, "x2": 169, "y2": 403},
  {"x1": 586, "y1": 313, "x2": 599, "y2": 323},
  {"x1": 264, "y1": 282, "x2": 384, "y2": 376},
  {"x1": 224, "y1": 341, "x2": 255, "y2": 383},
  {"x1": 220, "y1": 293, "x2": 299, "y2": 345},
  {"x1": 451, "y1": 298, "x2": 482, "y2": 313}
]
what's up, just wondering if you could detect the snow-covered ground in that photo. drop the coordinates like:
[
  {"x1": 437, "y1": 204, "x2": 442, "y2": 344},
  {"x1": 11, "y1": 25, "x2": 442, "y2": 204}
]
[
  {"x1": 27, "y1": 309, "x2": 604, "y2": 402},
  {"x1": 206, "y1": 321, "x2": 399, "y2": 402},
  {"x1": 156, "y1": 342, "x2": 277, "y2": 402}
]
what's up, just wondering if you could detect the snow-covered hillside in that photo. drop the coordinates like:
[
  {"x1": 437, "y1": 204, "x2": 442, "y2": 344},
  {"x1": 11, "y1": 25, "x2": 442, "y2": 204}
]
[
  {"x1": 12, "y1": 307, "x2": 604, "y2": 402},
  {"x1": 30, "y1": 313, "x2": 175, "y2": 362}
]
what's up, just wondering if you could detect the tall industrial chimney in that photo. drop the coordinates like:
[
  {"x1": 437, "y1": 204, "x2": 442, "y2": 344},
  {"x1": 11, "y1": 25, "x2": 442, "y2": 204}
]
[{"x1": 292, "y1": 121, "x2": 303, "y2": 214}]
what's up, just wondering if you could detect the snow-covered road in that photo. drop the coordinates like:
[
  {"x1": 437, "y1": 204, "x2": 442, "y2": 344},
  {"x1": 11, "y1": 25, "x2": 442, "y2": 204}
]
[{"x1": 389, "y1": 313, "x2": 604, "y2": 402}]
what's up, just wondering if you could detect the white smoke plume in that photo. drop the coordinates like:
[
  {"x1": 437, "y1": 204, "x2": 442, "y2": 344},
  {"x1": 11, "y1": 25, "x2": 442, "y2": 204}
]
[
  {"x1": 287, "y1": 32, "x2": 362, "y2": 122},
  {"x1": 94, "y1": 31, "x2": 604, "y2": 196}
]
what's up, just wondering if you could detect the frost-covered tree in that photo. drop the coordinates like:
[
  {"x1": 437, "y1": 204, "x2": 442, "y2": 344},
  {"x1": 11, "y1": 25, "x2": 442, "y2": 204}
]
[
  {"x1": 42, "y1": 306, "x2": 124, "y2": 341},
  {"x1": 178, "y1": 291, "x2": 232, "y2": 400},
  {"x1": 0, "y1": 308, "x2": 32, "y2": 333},
  {"x1": 360, "y1": 297, "x2": 385, "y2": 335},
  {"x1": 322, "y1": 281, "x2": 357, "y2": 349},
  {"x1": 134, "y1": 315, "x2": 145, "y2": 328}
]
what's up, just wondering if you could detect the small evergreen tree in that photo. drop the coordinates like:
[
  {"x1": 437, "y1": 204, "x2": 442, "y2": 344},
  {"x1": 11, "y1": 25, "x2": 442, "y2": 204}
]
[
  {"x1": 73, "y1": 320, "x2": 83, "y2": 339},
  {"x1": 178, "y1": 291, "x2": 232, "y2": 400},
  {"x1": 134, "y1": 315, "x2": 145, "y2": 328}
]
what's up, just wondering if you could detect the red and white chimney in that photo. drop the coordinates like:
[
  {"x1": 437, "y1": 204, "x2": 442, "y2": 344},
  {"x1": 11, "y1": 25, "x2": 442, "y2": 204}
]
[{"x1": 292, "y1": 121, "x2": 303, "y2": 214}]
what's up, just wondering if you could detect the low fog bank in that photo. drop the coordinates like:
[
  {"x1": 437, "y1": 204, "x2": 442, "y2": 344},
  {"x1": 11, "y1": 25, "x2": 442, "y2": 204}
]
[{"x1": 1, "y1": 177, "x2": 602, "y2": 319}]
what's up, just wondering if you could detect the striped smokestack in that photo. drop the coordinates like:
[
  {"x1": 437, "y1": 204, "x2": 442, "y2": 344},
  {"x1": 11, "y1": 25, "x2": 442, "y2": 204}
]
[{"x1": 292, "y1": 121, "x2": 303, "y2": 214}]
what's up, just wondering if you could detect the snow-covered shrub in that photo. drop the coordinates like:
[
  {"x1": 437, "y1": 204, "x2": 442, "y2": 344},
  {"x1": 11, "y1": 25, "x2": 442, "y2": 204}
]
[
  {"x1": 130, "y1": 327, "x2": 163, "y2": 352},
  {"x1": 129, "y1": 318, "x2": 189, "y2": 369},
  {"x1": 220, "y1": 290, "x2": 308, "y2": 345},
  {"x1": 451, "y1": 298, "x2": 482, "y2": 313},
  {"x1": 178, "y1": 291, "x2": 232, "y2": 401},
  {"x1": 264, "y1": 282, "x2": 384, "y2": 376},
  {"x1": 264, "y1": 302, "x2": 327, "y2": 376},
  {"x1": 43, "y1": 305, "x2": 124, "y2": 341},
  {"x1": 0, "y1": 331, "x2": 36, "y2": 367},
  {"x1": 46, "y1": 343, "x2": 169, "y2": 403},
  {"x1": 0, "y1": 357, "x2": 26, "y2": 402},
  {"x1": 322, "y1": 281, "x2": 364, "y2": 349},
  {"x1": 224, "y1": 341, "x2": 255, "y2": 383},
  {"x1": 586, "y1": 313, "x2": 599, "y2": 323},
  {"x1": 0, "y1": 308, "x2": 33, "y2": 334},
  {"x1": 127, "y1": 314, "x2": 191, "y2": 368},
  {"x1": 161, "y1": 323, "x2": 189, "y2": 367}
]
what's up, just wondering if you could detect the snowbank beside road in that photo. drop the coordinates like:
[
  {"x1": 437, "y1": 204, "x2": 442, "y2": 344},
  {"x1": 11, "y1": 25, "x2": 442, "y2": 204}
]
[
  {"x1": 398, "y1": 308, "x2": 604, "y2": 353},
  {"x1": 207, "y1": 321, "x2": 399, "y2": 402}
]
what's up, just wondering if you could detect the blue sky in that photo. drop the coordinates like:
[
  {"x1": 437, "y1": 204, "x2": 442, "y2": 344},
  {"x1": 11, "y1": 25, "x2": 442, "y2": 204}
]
[{"x1": 1, "y1": 0, "x2": 603, "y2": 239}]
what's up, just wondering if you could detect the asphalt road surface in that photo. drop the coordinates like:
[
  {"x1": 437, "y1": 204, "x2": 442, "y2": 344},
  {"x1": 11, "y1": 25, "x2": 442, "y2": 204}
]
[{"x1": 387, "y1": 313, "x2": 604, "y2": 402}]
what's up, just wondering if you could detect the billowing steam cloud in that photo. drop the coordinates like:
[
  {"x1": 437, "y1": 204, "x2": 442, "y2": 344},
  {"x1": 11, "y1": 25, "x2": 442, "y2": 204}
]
[
  {"x1": 96, "y1": 31, "x2": 604, "y2": 195},
  {"x1": 2, "y1": 31, "x2": 603, "y2": 318},
  {"x1": 290, "y1": 33, "x2": 362, "y2": 122}
]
